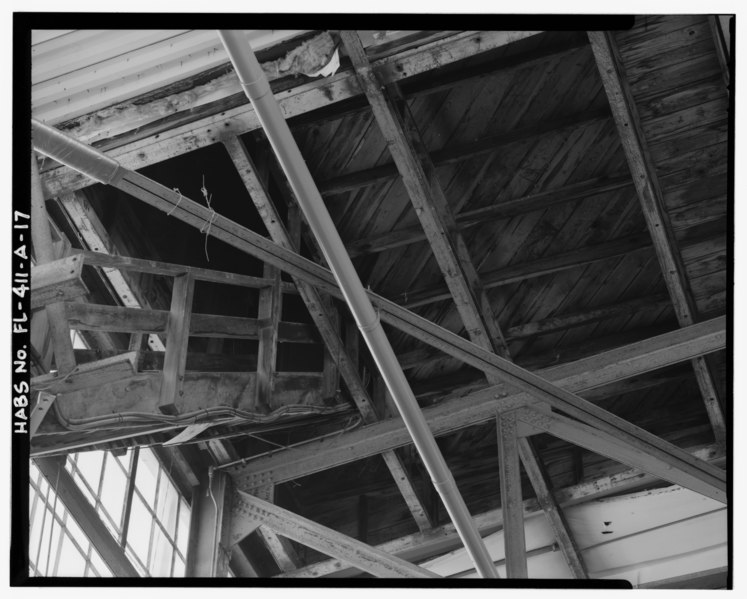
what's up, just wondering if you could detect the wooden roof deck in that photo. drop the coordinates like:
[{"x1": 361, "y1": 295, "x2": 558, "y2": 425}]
[{"x1": 29, "y1": 18, "x2": 729, "y2": 578}]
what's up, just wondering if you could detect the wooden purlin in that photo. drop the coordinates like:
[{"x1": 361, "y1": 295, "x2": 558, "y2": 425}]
[
  {"x1": 222, "y1": 135, "x2": 433, "y2": 533},
  {"x1": 588, "y1": 30, "x2": 727, "y2": 446},
  {"x1": 279, "y1": 442, "x2": 723, "y2": 578},
  {"x1": 342, "y1": 30, "x2": 586, "y2": 575},
  {"x1": 32, "y1": 122, "x2": 724, "y2": 495},
  {"x1": 225, "y1": 318, "x2": 725, "y2": 489},
  {"x1": 39, "y1": 31, "x2": 543, "y2": 199}
]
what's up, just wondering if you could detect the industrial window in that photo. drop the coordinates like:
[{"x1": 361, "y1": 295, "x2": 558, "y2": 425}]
[
  {"x1": 30, "y1": 447, "x2": 190, "y2": 577},
  {"x1": 28, "y1": 460, "x2": 112, "y2": 577}
]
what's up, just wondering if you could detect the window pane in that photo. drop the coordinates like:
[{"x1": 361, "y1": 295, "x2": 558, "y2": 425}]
[
  {"x1": 125, "y1": 545, "x2": 149, "y2": 577},
  {"x1": 37, "y1": 515, "x2": 62, "y2": 575},
  {"x1": 75, "y1": 451, "x2": 105, "y2": 493},
  {"x1": 172, "y1": 556, "x2": 185, "y2": 577},
  {"x1": 135, "y1": 450, "x2": 160, "y2": 506},
  {"x1": 127, "y1": 493, "x2": 153, "y2": 565},
  {"x1": 176, "y1": 499, "x2": 190, "y2": 556},
  {"x1": 156, "y1": 478, "x2": 179, "y2": 539},
  {"x1": 149, "y1": 525, "x2": 173, "y2": 577},
  {"x1": 100, "y1": 460, "x2": 128, "y2": 531},
  {"x1": 56, "y1": 535, "x2": 87, "y2": 577},
  {"x1": 71, "y1": 470, "x2": 97, "y2": 506}
]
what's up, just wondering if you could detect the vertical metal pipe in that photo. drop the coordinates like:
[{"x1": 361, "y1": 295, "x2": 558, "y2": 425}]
[{"x1": 218, "y1": 30, "x2": 498, "y2": 578}]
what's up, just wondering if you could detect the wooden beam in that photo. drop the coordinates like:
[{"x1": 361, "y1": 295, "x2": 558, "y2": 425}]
[
  {"x1": 514, "y1": 407, "x2": 726, "y2": 503},
  {"x1": 517, "y1": 438, "x2": 588, "y2": 578},
  {"x1": 256, "y1": 264, "x2": 282, "y2": 410},
  {"x1": 279, "y1": 442, "x2": 723, "y2": 578},
  {"x1": 223, "y1": 134, "x2": 433, "y2": 532},
  {"x1": 78, "y1": 249, "x2": 298, "y2": 294},
  {"x1": 59, "y1": 191, "x2": 166, "y2": 352},
  {"x1": 31, "y1": 152, "x2": 76, "y2": 375},
  {"x1": 233, "y1": 490, "x2": 440, "y2": 578},
  {"x1": 319, "y1": 108, "x2": 610, "y2": 196},
  {"x1": 343, "y1": 33, "x2": 585, "y2": 561},
  {"x1": 225, "y1": 317, "x2": 725, "y2": 489},
  {"x1": 342, "y1": 31, "x2": 509, "y2": 358},
  {"x1": 398, "y1": 233, "x2": 653, "y2": 309},
  {"x1": 30, "y1": 254, "x2": 89, "y2": 310},
  {"x1": 346, "y1": 176, "x2": 633, "y2": 257},
  {"x1": 496, "y1": 411, "x2": 527, "y2": 577},
  {"x1": 31, "y1": 351, "x2": 138, "y2": 394},
  {"x1": 588, "y1": 30, "x2": 727, "y2": 445},
  {"x1": 34, "y1": 457, "x2": 140, "y2": 577},
  {"x1": 65, "y1": 302, "x2": 317, "y2": 343},
  {"x1": 40, "y1": 31, "x2": 542, "y2": 198},
  {"x1": 159, "y1": 273, "x2": 195, "y2": 413},
  {"x1": 36, "y1": 128, "x2": 722, "y2": 491}
]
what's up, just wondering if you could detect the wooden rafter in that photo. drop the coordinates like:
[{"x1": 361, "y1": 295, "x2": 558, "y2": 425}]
[
  {"x1": 226, "y1": 317, "x2": 725, "y2": 490},
  {"x1": 346, "y1": 176, "x2": 633, "y2": 258},
  {"x1": 497, "y1": 411, "x2": 528, "y2": 577},
  {"x1": 34, "y1": 125, "x2": 723, "y2": 498},
  {"x1": 233, "y1": 490, "x2": 440, "y2": 578},
  {"x1": 342, "y1": 30, "x2": 586, "y2": 575},
  {"x1": 255, "y1": 264, "x2": 282, "y2": 411},
  {"x1": 222, "y1": 135, "x2": 433, "y2": 533},
  {"x1": 39, "y1": 31, "x2": 542, "y2": 199},
  {"x1": 588, "y1": 30, "x2": 727, "y2": 446},
  {"x1": 279, "y1": 441, "x2": 723, "y2": 578}
]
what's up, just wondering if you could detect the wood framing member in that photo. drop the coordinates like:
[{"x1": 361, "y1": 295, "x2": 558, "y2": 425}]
[
  {"x1": 342, "y1": 32, "x2": 586, "y2": 560},
  {"x1": 319, "y1": 109, "x2": 611, "y2": 196},
  {"x1": 280, "y1": 442, "x2": 723, "y2": 578},
  {"x1": 39, "y1": 31, "x2": 542, "y2": 198},
  {"x1": 77, "y1": 249, "x2": 297, "y2": 294},
  {"x1": 159, "y1": 272, "x2": 195, "y2": 414},
  {"x1": 588, "y1": 31, "x2": 727, "y2": 446},
  {"x1": 497, "y1": 411, "x2": 528, "y2": 577},
  {"x1": 34, "y1": 457, "x2": 140, "y2": 577},
  {"x1": 31, "y1": 152, "x2": 76, "y2": 375},
  {"x1": 65, "y1": 302, "x2": 316, "y2": 343},
  {"x1": 31, "y1": 351, "x2": 138, "y2": 394},
  {"x1": 232, "y1": 490, "x2": 440, "y2": 578},
  {"x1": 224, "y1": 317, "x2": 725, "y2": 489},
  {"x1": 345, "y1": 176, "x2": 633, "y2": 257},
  {"x1": 33, "y1": 123, "x2": 722, "y2": 490},
  {"x1": 222, "y1": 134, "x2": 433, "y2": 532},
  {"x1": 516, "y1": 438, "x2": 588, "y2": 578},
  {"x1": 514, "y1": 407, "x2": 726, "y2": 503},
  {"x1": 342, "y1": 31, "x2": 509, "y2": 357},
  {"x1": 256, "y1": 264, "x2": 282, "y2": 410},
  {"x1": 30, "y1": 254, "x2": 89, "y2": 310}
]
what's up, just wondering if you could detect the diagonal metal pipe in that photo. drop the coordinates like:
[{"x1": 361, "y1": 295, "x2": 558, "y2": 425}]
[{"x1": 217, "y1": 30, "x2": 499, "y2": 578}]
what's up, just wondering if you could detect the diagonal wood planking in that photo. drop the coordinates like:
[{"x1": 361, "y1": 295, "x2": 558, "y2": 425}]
[
  {"x1": 588, "y1": 31, "x2": 727, "y2": 446},
  {"x1": 342, "y1": 31, "x2": 585, "y2": 577},
  {"x1": 33, "y1": 121, "x2": 724, "y2": 503},
  {"x1": 222, "y1": 135, "x2": 433, "y2": 533}
]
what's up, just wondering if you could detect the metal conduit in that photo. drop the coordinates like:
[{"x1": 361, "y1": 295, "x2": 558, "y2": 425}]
[{"x1": 217, "y1": 30, "x2": 499, "y2": 578}]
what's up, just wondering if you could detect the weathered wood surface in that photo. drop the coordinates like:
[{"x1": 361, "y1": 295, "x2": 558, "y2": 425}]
[
  {"x1": 65, "y1": 302, "x2": 317, "y2": 343},
  {"x1": 30, "y1": 254, "x2": 89, "y2": 310},
  {"x1": 31, "y1": 351, "x2": 138, "y2": 394},
  {"x1": 589, "y1": 27, "x2": 727, "y2": 445},
  {"x1": 279, "y1": 442, "x2": 722, "y2": 578},
  {"x1": 226, "y1": 317, "x2": 725, "y2": 489},
  {"x1": 39, "y1": 31, "x2": 542, "y2": 198},
  {"x1": 53, "y1": 370, "x2": 329, "y2": 422}
]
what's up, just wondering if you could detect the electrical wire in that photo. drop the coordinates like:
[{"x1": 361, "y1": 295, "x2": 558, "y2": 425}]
[{"x1": 53, "y1": 401, "x2": 352, "y2": 432}]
